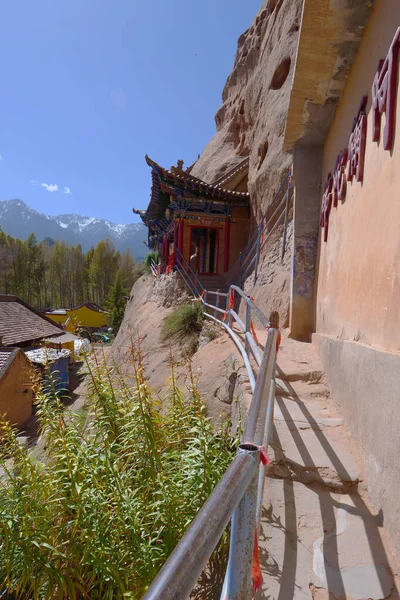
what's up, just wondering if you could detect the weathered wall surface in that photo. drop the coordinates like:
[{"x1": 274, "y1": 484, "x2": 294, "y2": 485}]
[
  {"x1": 313, "y1": 1, "x2": 400, "y2": 562},
  {"x1": 0, "y1": 352, "x2": 32, "y2": 428},
  {"x1": 314, "y1": 333, "x2": 400, "y2": 562},
  {"x1": 316, "y1": 0, "x2": 400, "y2": 353}
]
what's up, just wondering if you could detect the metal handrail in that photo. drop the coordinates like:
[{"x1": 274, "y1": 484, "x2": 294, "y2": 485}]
[
  {"x1": 143, "y1": 176, "x2": 289, "y2": 599},
  {"x1": 142, "y1": 326, "x2": 277, "y2": 600},
  {"x1": 143, "y1": 259, "x2": 278, "y2": 599},
  {"x1": 150, "y1": 259, "x2": 158, "y2": 277},
  {"x1": 240, "y1": 170, "x2": 291, "y2": 270},
  {"x1": 175, "y1": 247, "x2": 205, "y2": 299},
  {"x1": 236, "y1": 171, "x2": 292, "y2": 286}
]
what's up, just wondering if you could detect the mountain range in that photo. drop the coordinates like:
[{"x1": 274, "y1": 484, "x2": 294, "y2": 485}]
[{"x1": 0, "y1": 199, "x2": 148, "y2": 260}]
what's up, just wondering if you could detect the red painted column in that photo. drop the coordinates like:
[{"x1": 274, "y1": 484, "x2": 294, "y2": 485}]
[
  {"x1": 224, "y1": 218, "x2": 231, "y2": 272},
  {"x1": 179, "y1": 218, "x2": 184, "y2": 255}
]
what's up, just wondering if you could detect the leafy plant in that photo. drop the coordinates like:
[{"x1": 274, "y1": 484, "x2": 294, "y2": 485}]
[
  {"x1": 105, "y1": 269, "x2": 128, "y2": 333},
  {"x1": 161, "y1": 302, "x2": 204, "y2": 343},
  {"x1": 0, "y1": 342, "x2": 235, "y2": 599}
]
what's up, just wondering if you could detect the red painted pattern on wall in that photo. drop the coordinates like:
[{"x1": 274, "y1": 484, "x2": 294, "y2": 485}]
[
  {"x1": 320, "y1": 27, "x2": 400, "y2": 241},
  {"x1": 372, "y1": 27, "x2": 400, "y2": 151},
  {"x1": 320, "y1": 175, "x2": 333, "y2": 243}
]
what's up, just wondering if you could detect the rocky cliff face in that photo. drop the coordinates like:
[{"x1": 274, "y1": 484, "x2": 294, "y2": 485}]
[
  {"x1": 191, "y1": 0, "x2": 302, "y2": 325},
  {"x1": 191, "y1": 0, "x2": 302, "y2": 220}
]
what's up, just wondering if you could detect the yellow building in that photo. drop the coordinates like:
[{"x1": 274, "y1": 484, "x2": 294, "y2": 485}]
[
  {"x1": 0, "y1": 348, "x2": 33, "y2": 428},
  {"x1": 47, "y1": 303, "x2": 108, "y2": 334}
]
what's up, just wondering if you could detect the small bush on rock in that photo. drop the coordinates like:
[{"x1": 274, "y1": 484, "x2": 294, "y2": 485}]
[{"x1": 161, "y1": 302, "x2": 205, "y2": 342}]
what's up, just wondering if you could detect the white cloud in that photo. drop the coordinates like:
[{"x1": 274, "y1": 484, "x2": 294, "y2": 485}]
[
  {"x1": 41, "y1": 183, "x2": 59, "y2": 192},
  {"x1": 63, "y1": 186, "x2": 71, "y2": 195}
]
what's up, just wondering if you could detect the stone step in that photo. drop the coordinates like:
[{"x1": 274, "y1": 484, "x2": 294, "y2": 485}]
[
  {"x1": 275, "y1": 378, "x2": 330, "y2": 402},
  {"x1": 269, "y1": 394, "x2": 361, "y2": 488},
  {"x1": 258, "y1": 478, "x2": 398, "y2": 600}
]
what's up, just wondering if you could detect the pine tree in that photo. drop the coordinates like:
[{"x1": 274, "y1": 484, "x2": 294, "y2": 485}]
[{"x1": 105, "y1": 269, "x2": 127, "y2": 333}]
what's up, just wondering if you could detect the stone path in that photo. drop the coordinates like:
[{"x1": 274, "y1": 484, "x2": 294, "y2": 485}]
[{"x1": 256, "y1": 338, "x2": 399, "y2": 600}]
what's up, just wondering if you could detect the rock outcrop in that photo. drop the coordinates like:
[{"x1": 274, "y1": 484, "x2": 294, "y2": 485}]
[
  {"x1": 190, "y1": 0, "x2": 303, "y2": 323},
  {"x1": 191, "y1": 0, "x2": 302, "y2": 219}
]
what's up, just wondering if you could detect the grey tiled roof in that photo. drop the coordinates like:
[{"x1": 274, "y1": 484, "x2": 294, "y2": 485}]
[
  {"x1": 0, "y1": 347, "x2": 19, "y2": 379},
  {"x1": 0, "y1": 296, "x2": 63, "y2": 346}
]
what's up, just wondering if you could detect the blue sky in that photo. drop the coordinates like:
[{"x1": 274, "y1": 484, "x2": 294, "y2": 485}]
[{"x1": 0, "y1": 0, "x2": 261, "y2": 224}]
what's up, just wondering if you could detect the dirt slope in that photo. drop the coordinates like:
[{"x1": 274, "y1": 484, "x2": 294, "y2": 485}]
[{"x1": 111, "y1": 275, "x2": 250, "y2": 427}]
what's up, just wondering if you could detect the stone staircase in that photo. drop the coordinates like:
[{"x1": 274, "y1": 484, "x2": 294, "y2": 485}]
[
  {"x1": 255, "y1": 338, "x2": 399, "y2": 599},
  {"x1": 197, "y1": 274, "x2": 229, "y2": 293}
]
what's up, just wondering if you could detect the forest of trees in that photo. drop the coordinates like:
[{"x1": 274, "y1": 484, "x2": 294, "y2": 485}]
[{"x1": 0, "y1": 229, "x2": 139, "y2": 309}]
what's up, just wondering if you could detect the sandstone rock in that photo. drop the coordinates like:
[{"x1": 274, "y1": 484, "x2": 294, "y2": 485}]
[
  {"x1": 197, "y1": 322, "x2": 221, "y2": 350},
  {"x1": 190, "y1": 0, "x2": 303, "y2": 327},
  {"x1": 149, "y1": 272, "x2": 190, "y2": 308}
]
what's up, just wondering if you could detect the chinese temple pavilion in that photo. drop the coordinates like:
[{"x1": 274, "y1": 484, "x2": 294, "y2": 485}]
[{"x1": 134, "y1": 156, "x2": 251, "y2": 283}]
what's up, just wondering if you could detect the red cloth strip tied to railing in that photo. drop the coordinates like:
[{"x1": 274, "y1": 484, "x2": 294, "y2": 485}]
[
  {"x1": 250, "y1": 321, "x2": 259, "y2": 345},
  {"x1": 222, "y1": 289, "x2": 235, "y2": 322},
  {"x1": 194, "y1": 290, "x2": 205, "y2": 302},
  {"x1": 251, "y1": 445, "x2": 271, "y2": 595},
  {"x1": 267, "y1": 324, "x2": 281, "y2": 353}
]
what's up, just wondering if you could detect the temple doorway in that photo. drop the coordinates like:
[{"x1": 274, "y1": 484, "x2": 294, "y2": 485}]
[{"x1": 190, "y1": 227, "x2": 219, "y2": 274}]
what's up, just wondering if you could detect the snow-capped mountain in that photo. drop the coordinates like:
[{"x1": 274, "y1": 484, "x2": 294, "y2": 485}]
[{"x1": 0, "y1": 199, "x2": 148, "y2": 260}]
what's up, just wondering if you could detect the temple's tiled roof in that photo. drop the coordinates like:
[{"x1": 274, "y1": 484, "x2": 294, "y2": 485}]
[
  {"x1": 145, "y1": 155, "x2": 249, "y2": 201},
  {"x1": 134, "y1": 156, "x2": 250, "y2": 231}
]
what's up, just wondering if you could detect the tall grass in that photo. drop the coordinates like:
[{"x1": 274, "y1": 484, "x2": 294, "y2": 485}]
[
  {"x1": 0, "y1": 342, "x2": 235, "y2": 599},
  {"x1": 161, "y1": 303, "x2": 204, "y2": 341}
]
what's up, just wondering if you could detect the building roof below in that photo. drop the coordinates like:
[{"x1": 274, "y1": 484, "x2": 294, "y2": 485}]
[
  {"x1": 0, "y1": 296, "x2": 63, "y2": 347},
  {"x1": 45, "y1": 333, "x2": 79, "y2": 344},
  {"x1": 0, "y1": 347, "x2": 20, "y2": 379},
  {"x1": 25, "y1": 347, "x2": 71, "y2": 365}
]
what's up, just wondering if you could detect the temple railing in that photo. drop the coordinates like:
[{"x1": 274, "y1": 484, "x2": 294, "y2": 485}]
[
  {"x1": 149, "y1": 259, "x2": 158, "y2": 277},
  {"x1": 175, "y1": 250, "x2": 267, "y2": 392},
  {"x1": 239, "y1": 170, "x2": 292, "y2": 286}
]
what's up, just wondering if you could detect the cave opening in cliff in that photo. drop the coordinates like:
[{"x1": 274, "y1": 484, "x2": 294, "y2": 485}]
[{"x1": 270, "y1": 57, "x2": 291, "y2": 90}]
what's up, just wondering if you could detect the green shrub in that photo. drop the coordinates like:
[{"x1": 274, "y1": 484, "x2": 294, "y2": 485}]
[
  {"x1": 161, "y1": 302, "x2": 204, "y2": 344},
  {"x1": 0, "y1": 345, "x2": 234, "y2": 599}
]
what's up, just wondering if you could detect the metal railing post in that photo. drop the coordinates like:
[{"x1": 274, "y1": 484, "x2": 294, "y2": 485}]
[
  {"x1": 281, "y1": 183, "x2": 291, "y2": 262},
  {"x1": 245, "y1": 300, "x2": 251, "y2": 354},
  {"x1": 253, "y1": 224, "x2": 262, "y2": 286},
  {"x1": 216, "y1": 289, "x2": 220, "y2": 318},
  {"x1": 226, "y1": 286, "x2": 232, "y2": 328},
  {"x1": 221, "y1": 444, "x2": 260, "y2": 600},
  {"x1": 255, "y1": 362, "x2": 276, "y2": 534}
]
